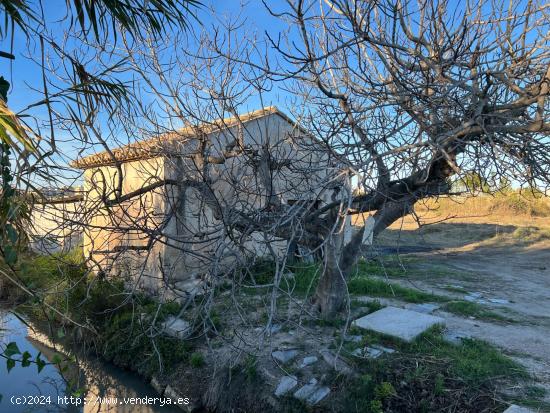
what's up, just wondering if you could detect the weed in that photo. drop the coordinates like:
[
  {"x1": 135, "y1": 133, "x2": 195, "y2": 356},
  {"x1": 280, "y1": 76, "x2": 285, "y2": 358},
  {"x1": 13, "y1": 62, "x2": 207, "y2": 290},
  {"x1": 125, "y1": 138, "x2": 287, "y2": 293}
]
[
  {"x1": 443, "y1": 284, "x2": 468, "y2": 293},
  {"x1": 354, "y1": 299, "x2": 384, "y2": 315},
  {"x1": 347, "y1": 276, "x2": 447, "y2": 303},
  {"x1": 444, "y1": 300, "x2": 514, "y2": 322},
  {"x1": 189, "y1": 352, "x2": 205, "y2": 368},
  {"x1": 244, "y1": 354, "x2": 258, "y2": 382},
  {"x1": 340, "y1": 326, "x2": 526, "y2": 412}
]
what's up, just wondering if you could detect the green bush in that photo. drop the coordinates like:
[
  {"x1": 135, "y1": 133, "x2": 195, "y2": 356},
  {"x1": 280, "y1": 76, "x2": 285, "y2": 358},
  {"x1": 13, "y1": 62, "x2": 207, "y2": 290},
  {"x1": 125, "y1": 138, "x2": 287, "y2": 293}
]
[
  {"x1": 13, "y1": 249, "x2": 191, "y2": 376},
  {"x1": 190, "y1": 352, "x2": 205, "y2": 368}
]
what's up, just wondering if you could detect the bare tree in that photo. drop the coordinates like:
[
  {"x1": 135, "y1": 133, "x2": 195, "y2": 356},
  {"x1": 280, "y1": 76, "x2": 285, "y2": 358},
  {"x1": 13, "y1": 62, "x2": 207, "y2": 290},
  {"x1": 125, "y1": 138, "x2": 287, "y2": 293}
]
[
  {"x1": 17, "y1": 0, "x2": 550, "y2": 344},
  {"x1": 69, "y1": 0, "x2": 550, "y2": 323},
  {"x1": 249, "y1": 0, "x2": 550, "y2": 315}
]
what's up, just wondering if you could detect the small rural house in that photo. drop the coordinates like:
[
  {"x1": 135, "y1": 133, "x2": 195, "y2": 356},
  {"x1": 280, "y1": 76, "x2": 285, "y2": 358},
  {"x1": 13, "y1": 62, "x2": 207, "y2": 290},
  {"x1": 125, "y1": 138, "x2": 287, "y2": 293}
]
[
  {"x1": 29, "y1": 188, "x2": 83, "y2": 254},
  {"x1": 71, "y1": 107, "x2": 354, "y2": 299}
]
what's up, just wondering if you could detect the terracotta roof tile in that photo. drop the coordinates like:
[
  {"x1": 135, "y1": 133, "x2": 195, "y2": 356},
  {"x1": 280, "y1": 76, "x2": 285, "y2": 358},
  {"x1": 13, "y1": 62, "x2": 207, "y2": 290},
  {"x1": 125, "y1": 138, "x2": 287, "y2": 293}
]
[{"x1": 71, "y1": 106, "x2": 303, "y2": 169}]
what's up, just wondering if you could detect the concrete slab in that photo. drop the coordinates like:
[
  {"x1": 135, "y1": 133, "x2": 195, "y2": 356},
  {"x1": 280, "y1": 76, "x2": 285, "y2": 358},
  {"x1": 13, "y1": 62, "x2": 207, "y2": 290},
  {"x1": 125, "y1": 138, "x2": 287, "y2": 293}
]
[
  {"x1": 299, "y1": 356, "x2": 318, "y2": 368},
  {"x1": 352, "y1": 345, "x2": 396, "y2": 358},
  {"x1": 352, "y1": 347, "x2": 383, "y2": 358},
  {"x1": 272, "y1": 349, "x2": 299, "y2": 363},
  {"x1": 409, "y1": 303, "x2": 440, "y2": 314},
  {"x1": 503, "y1": 405, "x2": 535, "y2": 413},
  {"x1": 306, "y1": 386, "x2": 330, "y2": 405},
  {"x1": 352, "y1": 306, "x2": 444, "y2": 342},
  {"x1": 274, "y1": 375, "x2": 298, "y2": 397},
  {"x1": 293, "y1": 378, "x2": 318, "y2": 400},
  {"x1": 150, "y1": 376, "x2": 165, "y2": 394},
  {"x1": 162, "y1": 316, "x2": 191, "y2": 339}
]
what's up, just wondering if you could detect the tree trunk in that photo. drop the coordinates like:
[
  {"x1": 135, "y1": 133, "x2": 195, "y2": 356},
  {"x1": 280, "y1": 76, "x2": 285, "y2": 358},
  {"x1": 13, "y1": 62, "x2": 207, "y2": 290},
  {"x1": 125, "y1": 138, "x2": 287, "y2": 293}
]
[
  {"x1": 312, "y1": 264, "x2": 348, "y2": 316},
  {"x1": 312, "y1": 219, "x2": 352, "y2": 317}
]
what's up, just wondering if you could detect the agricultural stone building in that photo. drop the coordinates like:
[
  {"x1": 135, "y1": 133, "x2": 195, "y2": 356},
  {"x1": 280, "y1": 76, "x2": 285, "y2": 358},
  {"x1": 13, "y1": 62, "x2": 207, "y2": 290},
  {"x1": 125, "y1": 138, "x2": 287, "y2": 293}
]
[{"x1": 71, "y1": 107, "x2": 357, "y2": 299}]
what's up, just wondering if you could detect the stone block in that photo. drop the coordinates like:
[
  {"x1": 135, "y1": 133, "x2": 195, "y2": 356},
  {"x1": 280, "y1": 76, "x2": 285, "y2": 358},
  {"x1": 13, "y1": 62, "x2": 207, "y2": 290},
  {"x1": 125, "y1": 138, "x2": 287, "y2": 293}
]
[{"x1": 293, "y1": 379, "x2": 318, "y2": 400}]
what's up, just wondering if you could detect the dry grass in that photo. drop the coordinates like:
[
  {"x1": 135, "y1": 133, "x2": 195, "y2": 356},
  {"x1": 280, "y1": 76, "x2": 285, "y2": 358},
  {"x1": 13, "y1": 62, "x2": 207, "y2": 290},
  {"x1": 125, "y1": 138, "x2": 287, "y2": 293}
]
[
  {"x1": 353, "y1": 192, "x2": 550, "y2": 227},
  {"x1": 353, "y1": 193, "x2": 550, "y2": 249},
  {"x1": 415, "y1": 192, "x2": 550, "y2": 218}
]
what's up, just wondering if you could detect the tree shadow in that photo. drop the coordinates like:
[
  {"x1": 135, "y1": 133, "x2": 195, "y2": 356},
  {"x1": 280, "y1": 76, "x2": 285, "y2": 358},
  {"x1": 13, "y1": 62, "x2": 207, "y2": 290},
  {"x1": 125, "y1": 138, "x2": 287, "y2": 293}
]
[{"x1": 375, "y1": 222, "x2": 519, "y2": 252}]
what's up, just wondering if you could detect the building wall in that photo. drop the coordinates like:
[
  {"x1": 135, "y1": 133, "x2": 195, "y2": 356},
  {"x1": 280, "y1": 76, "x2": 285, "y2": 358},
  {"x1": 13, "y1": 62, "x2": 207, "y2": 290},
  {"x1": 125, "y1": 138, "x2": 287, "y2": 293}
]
[
  {"x1": 82, "y1": 112, "x2": 350, "y2": 298},
  {"x1": 30, "y1": 200, "x2": 83, "y2": 254},
  {"x1": 82, "y1": 157, "x2": 169, "y2": 293},
  {"x1": 160, "y1": 113, "x2": 342, "y2": 291}
]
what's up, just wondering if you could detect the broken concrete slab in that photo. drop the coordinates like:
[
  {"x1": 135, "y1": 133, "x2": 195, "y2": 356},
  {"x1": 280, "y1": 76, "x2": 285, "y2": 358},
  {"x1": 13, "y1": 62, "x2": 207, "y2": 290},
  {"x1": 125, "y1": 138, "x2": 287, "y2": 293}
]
[
  {"x1": 352, "y1": 345, "x2": 396, "y2": 358},
  {"x1": 352, "y1": 347, "x2": 383, "y2": 358},
  {"x1": 319, "y1": 349, "x2": 353, "y2": 374},
  {"x1": 274, "y1": 375, "x2": 298, "y2": 397},
  {"x1": 299, "y1": 356, "x2": 318, "y2": 368},
  {"x1": 162, "y1": 316, "x2": 191, "y2": 339},
  {"x1": 375, "y1": 345, "x2": 396, "y2": 354},
  {"x1": 502, "y1": 405, "x2": 535, "y2": 413},
  {"x1": 306, "y1": 386, "x2": 330, "y2": 405},
  {"x1": 150, "y1": 376, "x2": 165, "y2": 395},
  {"x1": 272, "y1": 349, "x2": 299, "y2": 363},
  {"x1": 164, "y1": 385, "x2": 186, "y2": 404},
  {"x1": 293, "y1": 378, "x2": 318, "y2": 400},
  {"x1": 352, "y1": 306, "x2": 444, "y2": 342}
]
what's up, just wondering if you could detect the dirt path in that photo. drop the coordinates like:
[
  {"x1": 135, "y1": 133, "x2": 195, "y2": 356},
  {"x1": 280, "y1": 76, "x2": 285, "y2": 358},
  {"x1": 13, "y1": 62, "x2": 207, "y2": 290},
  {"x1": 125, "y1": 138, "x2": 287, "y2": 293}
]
[{"x1": 371, "y1": 235, "x2": 550, "y2": 403}]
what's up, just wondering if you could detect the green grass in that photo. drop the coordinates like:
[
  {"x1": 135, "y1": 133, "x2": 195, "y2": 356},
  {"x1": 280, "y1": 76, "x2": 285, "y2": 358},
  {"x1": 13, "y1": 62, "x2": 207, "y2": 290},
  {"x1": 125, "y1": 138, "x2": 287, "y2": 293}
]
[
  {"x1": 339, "y1": 326, "x2": 530, "y2": 412},
  {"x1": 444, "y1": 300, "x2": 515, "y2": 323},
  {"x1": 242, "y1": 258, "x2": 454, "y2": 305},
  {"x1": 290, "y1": 263, "x2": 321, "y2": 294},
  {"x1": 509, "y1": 385, "x2": 550, "y2": 411},
  {"x1": 189, "y1": 352, "x2": 205, "y2": 368},
  {"x1": 351, "y1": 298, "x2": 384, "y2": 313},
  {"x1": 347, "y1": 276, "x2": 447, "y2": 303},
  {"x1": 412, "y1": 327, "x2": 526, "y2": 385},
  {"x1": 241, "y1": 259, "x2": 321, "y2": 296},
  {"x1": 355, "y1": 257, "x2": 476, "y2": 280},
  {"x1": 349, "y1": 325, "x2": 527, "y2": 385},
  {"x1": 443, "y1": 284, "x2": 468, "y2": 293},
  {"x1": 12, "y1": 250, "x2": 194, "y2": 377}
]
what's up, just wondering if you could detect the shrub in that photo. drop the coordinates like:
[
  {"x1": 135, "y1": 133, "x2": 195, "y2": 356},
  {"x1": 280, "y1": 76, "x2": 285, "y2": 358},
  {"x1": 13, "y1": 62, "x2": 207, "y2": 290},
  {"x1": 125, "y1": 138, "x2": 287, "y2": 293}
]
[{"x1": 190, "y1": 352, "x2": 205, "y2": 368}]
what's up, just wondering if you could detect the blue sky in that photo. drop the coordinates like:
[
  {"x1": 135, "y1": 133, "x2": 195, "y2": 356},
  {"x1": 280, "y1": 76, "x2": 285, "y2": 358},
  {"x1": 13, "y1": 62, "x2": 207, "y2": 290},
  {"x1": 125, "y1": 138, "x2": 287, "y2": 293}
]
[
  {"x1": 0, "y1": 1, "x2": 287, "y2": 111},
  {"x1": 0, "y1": 0, "x2": 544, "y2": 189},
  {"x1": 0, "y1": 1, "x2": 293, "y2": 184}
]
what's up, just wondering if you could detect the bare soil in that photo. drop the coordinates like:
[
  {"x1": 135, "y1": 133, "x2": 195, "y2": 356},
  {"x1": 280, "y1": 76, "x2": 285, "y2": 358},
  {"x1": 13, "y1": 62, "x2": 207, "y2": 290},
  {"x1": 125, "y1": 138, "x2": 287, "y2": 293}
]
[{"x1": 374, "y1": 214, "x2": 550, "y2": 402}]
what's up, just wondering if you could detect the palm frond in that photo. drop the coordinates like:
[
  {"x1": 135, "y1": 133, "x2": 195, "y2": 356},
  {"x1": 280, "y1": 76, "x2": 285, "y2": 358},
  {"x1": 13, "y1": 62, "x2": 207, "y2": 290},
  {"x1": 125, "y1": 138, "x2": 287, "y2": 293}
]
[
  {"x1": 0, "y1": 100, "x2": 34, "y2": 152},
  {"x1": 1, "y1": 1, "x2": 202, "y2": 42}
]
